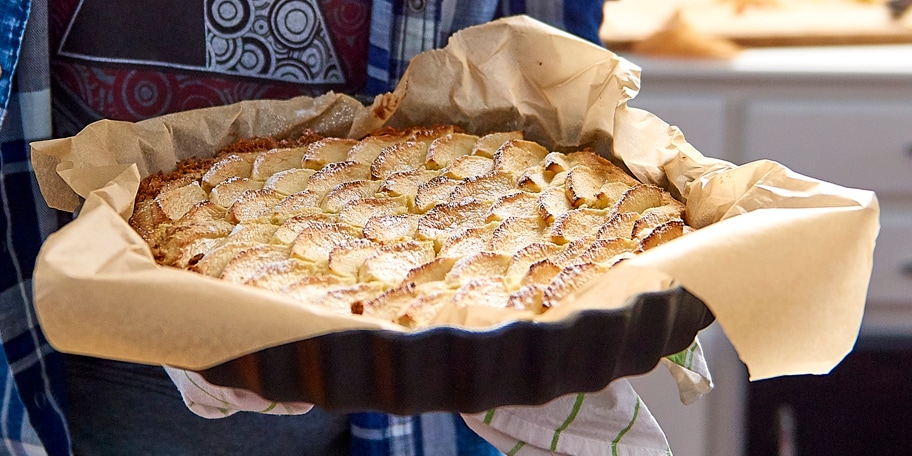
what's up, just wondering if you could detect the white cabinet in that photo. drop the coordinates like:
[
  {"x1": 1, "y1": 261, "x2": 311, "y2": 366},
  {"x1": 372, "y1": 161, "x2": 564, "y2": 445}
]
[
  {"x1": 628, "y1": 93, "x2": 732, "y2": 162},
  {"x1": 623, "y1": 45, "x2": 912, "y2": 456},
  {"x1": 867, "y1": 211, "x2": 912, "y2": 307},
  {"x1": 742, "y1": 100, "x2": 912, "y2": 196}
]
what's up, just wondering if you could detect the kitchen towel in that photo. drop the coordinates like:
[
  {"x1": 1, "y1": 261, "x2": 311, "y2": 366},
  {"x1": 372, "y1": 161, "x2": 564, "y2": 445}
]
[{"x1": 165, "y1": 338, "x2": 711, "y2": 456}]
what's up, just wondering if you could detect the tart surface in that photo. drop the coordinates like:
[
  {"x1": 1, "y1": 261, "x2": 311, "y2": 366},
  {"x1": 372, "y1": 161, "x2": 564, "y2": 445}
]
[{"x1": 130, "y1": 126, "x2": 690, "y2": 327}]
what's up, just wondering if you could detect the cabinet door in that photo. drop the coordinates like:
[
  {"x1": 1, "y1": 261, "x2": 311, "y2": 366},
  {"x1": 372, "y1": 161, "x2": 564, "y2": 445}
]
[
  {"x1": 629, "y1": 94, "x2": 730, "y2": 162},
  {"x1": 743, "y1": 100, "x2": 912, "y2": 197},
  {"x1": 869, "y1": 212, "x2": 912, "y2": 307}
]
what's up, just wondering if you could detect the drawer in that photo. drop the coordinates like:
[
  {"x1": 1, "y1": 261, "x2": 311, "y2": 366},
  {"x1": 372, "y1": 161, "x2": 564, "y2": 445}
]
[
  {"x1": 628, "y1": 94, "x2": 730, "y2": 162},
  {"x1": 743, "y1": 100, "x2": 912, "y2": 197},
  {"x1": 868, "y1": 211, "x2": 912, "y2": 306}
]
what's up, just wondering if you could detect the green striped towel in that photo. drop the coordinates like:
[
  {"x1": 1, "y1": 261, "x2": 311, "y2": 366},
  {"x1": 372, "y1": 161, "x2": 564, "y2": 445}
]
[
  {"x1": 461, "y1": 338, "x2": 711, "y2": 456},
  {"x1": 164, "y1": 368, "x2": 314, "y2": 418}
]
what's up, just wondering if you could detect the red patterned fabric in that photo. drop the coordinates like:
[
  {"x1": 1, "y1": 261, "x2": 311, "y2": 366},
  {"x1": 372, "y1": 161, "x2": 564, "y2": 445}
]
[{"x1": 49, "y1": 0, "x2": 370, "y2": 132}]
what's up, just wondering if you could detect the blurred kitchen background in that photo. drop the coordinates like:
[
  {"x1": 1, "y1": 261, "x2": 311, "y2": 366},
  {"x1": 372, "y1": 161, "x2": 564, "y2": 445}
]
[{"x1": 602, "y1": 1, "x2": 912, "y2": 455}]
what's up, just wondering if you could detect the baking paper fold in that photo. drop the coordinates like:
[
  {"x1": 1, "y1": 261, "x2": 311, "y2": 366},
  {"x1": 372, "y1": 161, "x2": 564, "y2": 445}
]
[{"x1": 31, "y1": 16, "x2": 878, "y2": 381}]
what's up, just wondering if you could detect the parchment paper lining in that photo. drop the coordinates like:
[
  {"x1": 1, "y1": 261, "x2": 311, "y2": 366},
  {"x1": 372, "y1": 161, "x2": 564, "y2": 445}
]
[{"x1": 31, "y1": 16, "x2": 879, "y2": 381}]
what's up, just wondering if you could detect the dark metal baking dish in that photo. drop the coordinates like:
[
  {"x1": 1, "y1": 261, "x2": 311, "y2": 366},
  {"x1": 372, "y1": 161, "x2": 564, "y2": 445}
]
[{"x1": 196, "y1": 286, "x2": 714, "y2": 415}]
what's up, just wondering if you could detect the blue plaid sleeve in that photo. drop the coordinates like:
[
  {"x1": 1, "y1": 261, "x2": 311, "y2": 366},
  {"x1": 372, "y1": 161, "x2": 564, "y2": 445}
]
[
  {"x1": 0, "y1": 0, "x2": 30, "y2": 126},
  {"x1": 0, "y1": 346, "x2": 47, "y2": 455},
  {"x1": 366, "y1": 0, "x2": 441, "y2": 95},
  {"x1": 1, "y1": 0, "x2": 71, "y2": 454},
  {"x1": 351, "y1": 412, "x2": 504, "y2": 456},
  {"x1": 365, "y1": 0, "x2": 604, "y2": 95},
  {"x1": 501, "y1": 0, "x2": 604, "y2": 45}
]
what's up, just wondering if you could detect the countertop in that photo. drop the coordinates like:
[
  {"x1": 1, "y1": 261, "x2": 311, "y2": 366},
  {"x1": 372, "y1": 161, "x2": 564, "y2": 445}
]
[{"x1": 621, "y1": 44, "x2": 912, "y2": 80}]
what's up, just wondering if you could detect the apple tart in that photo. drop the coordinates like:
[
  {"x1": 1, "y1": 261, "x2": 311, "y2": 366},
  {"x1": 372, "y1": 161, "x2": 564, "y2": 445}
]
[{"x1": 130, "y1": 126, "x2": 691, "y2": 327}]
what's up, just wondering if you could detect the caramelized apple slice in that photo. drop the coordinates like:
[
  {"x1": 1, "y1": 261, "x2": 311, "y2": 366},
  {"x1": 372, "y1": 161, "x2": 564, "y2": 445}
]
[
  {"x1": 209, "y1": 177, "x2": 264, "y2": 208},
  {"x1": 416, "y1": 199, "x2": 489, "y2": 247},
  {"x1": 632, "y1": 210, "x2": 680, "y2": 239},
  {"x1": 489, "y1": 216, "x2": 550, "y2": 254},
  {"x1": 565, "y1": 165, "x2": 608, "y2": 208},
  {"x1": 568, "y1": 150, "x2": 640, "y2": 186},
  {"x1": 158, "y1": 221, "x2": 233, "y2": 268},
  {"x1": 504, "y1": 242, "x2": 565, "y2": 286},
  {"x1": 339, "y1": 195, "x2": 410, "y2": 227},
  {"x1": 486, "y1": 191, "x2": 539, "y2": 222},
  {"x1": 190, "y1": 241, "x2": 257, "y2": 277},
  {"x1": 201, "y1": 153, "x2": 258, "y2": 191},
  {"x1": 553, "y1": 236, "x2": 597, "y2": 267},
  {"x1": 380, "y1": 168, "x2": 438, "y2": 201},
  {"x1": 152, "y1": 181, "x2": 208, "y2": 223},
  {"x1": 223, "y1": 223, "x2": 279, "y2": 245},
  {"x1": 245, "y1": 258, "x2": 322, "y2": 291},
  {"x1": 550, "y1": 208, "x2": 609, "y2": 244},
  {"x1": 441, "y1": 155, "x2": 494, "y2": 180},
  {"x1": 448, "y1": 172, "x2": 516, "y2": 203},
  {"x1": 346, "y1": 134, "x2": 404, "y2": 165},
  {"x1": 401, "y1": 257, "x2": 459, "y2": 285},
  {"x1": 613, "y1": 184, "x2": 664, "y2": 215},
  {"x1": 227, "y1": 188, "x2": 284, "y2": 223},
  {"x1": 251, "y1": 147, "x2": 307, "y2": 181},
  {"x1": 271, "y1": 190, "x2": 325, "y2": 223},
  {"x1": 362, "y1": 213, "x2": 421, "y2": 244},
  {"x1": 414, "y1": 175, "x2": 459, "y2": 212},
  {"x1": 444, "y1": 252, "x2": 512, "y2": 287},
  {"x1": 396, "y1": 290, "x2": 455, "y2": 328},
  {"x1": 359, "y1": 240, "x2": 436, "y2": 284},
  {"x1": 321, "y1": 180, "x2": 383, "y2": 213},
  {"x1": 521, "y1": 259, "x2": 563, "y2": 287},
  {"x1": 263, "y1": 168, "x2": 316, "y2": 195},
  {"x1": 220, "y1": 244, "x2": 291, "y2": 284},
  {"x1": 284, "y1": 275, "x2": 351, "y2": 307},
  {"x1": 596, "y1": 211, "x2": 640, "y2": 240},
  {"x1": 425, "y1": 133, "x2": 477, "y2": 169},
  {"x1": 438, "y1": 222, "x2": 498, "y2": 258},
  {"x1": 492, "y1": 139, "x2": 549, "y2": 175},
  {"x1": 370, "y1": 141, "x2": 427, "y2": 179},
  {"x1": 306, "y1": 161, "x2": 371, "y2": 196},
  {"x1": 544, "y1": 152, "x2": 572, "y2": 174},
  {"x1": 173, "y1": 236, "x2": 225, "y2": 269},
  {"x1": 543, "y1": 262, "x2": 609, "y2": 308},
  {"x1": 506, "y1": 284, "x2": 547, "y2": 312},
  {"x1": 573, "y1": 237, "x2": 639, "y2": 266},
  {"x1": 516, "y1": 166, "x2": 552, "y2": 193},
  {"x1": 273, "y1": 214, "x2": 340, "y2": 245},
  {"x1": 328, "y1": 239, "x2": 381, "y2": 278},
  {"x1": 291, "y1": 221, "x2": 363, "y2": 265},
  {"x1": 361, "y1": 283, "x2": 417, "y2": 322},
  {"x1": 598, "y1": 181, "x2": 633, "y2": 207},
  {"x1": 537, "y1": 186, "x2": 574, "y2": 223},
  {"x1": 174, "y1": 200, "x2": 231, "y2": 229},
  {"x1": 472, "y1": 131, "x2": 524, "y2": 158},
  {"x1": 301, "y1": 138, "x2": 357, "y2": 170},
  {"x1": 408, "y1": 125, "x2": 457, "y2": 148},
  {"x1": 640, "y1": 220, "x2": 687, "y2": 251},
  {"x1": 451, "y1": 277, "x2": 511, "y2": 309}
]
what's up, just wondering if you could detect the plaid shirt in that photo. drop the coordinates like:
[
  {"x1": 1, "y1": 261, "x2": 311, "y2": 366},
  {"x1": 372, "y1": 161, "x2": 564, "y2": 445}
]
[
  {"x1": 1, "y1": 1, "x2": 604, "y2": 454},
  {"x1": 2, "y1": 0, "x2": 70, "y2": 455}
]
